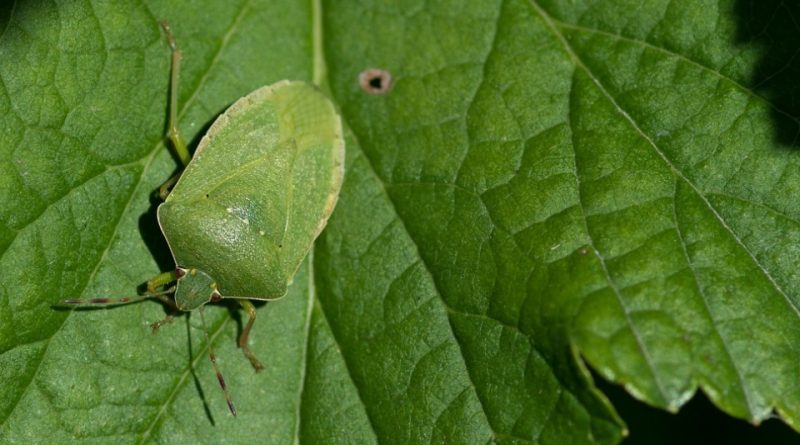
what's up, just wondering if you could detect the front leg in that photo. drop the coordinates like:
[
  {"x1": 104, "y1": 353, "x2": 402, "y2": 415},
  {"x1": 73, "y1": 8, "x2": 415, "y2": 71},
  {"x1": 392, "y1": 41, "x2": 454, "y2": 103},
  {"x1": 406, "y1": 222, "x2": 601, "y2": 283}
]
[
  {"x1": 155, "y1": 21, "x2": 192, "y2": 202},
  {"x1": 158, "y1": 172, "x2": 181, "y2": 201},
  {"x1": 160, "y1": 21, "x2": 191, "y2": 167},
  {"x1": 146, "y1": 270, "x2": 180, "y2": 332}
]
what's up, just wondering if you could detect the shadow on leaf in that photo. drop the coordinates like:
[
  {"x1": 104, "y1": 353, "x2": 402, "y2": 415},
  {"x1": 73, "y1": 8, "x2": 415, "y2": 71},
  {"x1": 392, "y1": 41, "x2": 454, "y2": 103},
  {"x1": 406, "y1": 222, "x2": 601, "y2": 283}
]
[
  {"x1": 734, "y1": 0, "x2": 800, "y2": 148},
  {"x1": 185, "y1": 313, "x2": 215, "y2": 425}
]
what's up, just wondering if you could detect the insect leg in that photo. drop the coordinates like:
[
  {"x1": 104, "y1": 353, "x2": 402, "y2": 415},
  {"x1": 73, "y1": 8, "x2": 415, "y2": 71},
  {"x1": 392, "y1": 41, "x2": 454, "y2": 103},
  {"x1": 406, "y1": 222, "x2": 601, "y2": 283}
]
[
  {"x1": 143, "y1": 270, "x2": 182, "y2": 330},
  {"x1": 157, "y1": 172, "x2": 181, "y2": 201},
  {"x1": 149, "y1": 293, "x2": 182, "y2": 332},
  {"x1": 198, "y1": 305, "x2": 237, "y2": 416},
  {"x1": 159, "y1": 20, "x2": 191, "y2": 167},
  {"x1": 238, "y1": 299, "x2": 265, "y2": 372},
  {"x1": 147, "y1": 270, "x2": 178, "y2": 293},
  {"x1": 150, "y1": 313, "x2": 177, "y2": 332}
]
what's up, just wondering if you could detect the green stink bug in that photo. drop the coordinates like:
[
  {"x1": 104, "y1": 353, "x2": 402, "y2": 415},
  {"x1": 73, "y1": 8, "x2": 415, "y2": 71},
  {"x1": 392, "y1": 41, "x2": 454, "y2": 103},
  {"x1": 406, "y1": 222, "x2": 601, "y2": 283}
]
[{"x1": 63, "y1": 21, "x2": 344, "y2": 416}]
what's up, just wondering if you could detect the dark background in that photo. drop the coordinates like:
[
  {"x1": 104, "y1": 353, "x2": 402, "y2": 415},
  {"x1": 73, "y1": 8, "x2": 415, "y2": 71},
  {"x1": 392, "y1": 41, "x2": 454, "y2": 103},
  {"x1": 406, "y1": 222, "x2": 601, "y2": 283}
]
[{"x1": 598, "y1": 376, "x2": 800, "y2": 444}]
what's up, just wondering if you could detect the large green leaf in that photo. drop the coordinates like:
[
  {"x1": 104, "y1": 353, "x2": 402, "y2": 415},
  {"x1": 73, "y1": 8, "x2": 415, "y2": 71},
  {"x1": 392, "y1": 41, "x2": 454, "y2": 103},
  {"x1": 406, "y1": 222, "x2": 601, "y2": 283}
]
[{"x1": 1, "y1": 0, "x2": 799, "y2": 443}]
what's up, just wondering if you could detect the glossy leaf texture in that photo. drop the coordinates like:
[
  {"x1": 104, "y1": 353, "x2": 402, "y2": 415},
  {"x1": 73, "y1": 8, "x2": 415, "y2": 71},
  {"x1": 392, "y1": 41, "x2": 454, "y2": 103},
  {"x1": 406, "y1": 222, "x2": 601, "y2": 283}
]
[{"x1": 1, "y1": 1, "x2": 799, "y2": 444}]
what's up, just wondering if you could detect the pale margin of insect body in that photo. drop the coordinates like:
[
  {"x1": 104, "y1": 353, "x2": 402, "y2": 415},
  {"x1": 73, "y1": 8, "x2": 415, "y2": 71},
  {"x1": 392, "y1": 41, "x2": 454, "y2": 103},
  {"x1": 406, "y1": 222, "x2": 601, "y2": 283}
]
[{"x1": 61, "y1": 21, "x2": 345, "y2": 417}]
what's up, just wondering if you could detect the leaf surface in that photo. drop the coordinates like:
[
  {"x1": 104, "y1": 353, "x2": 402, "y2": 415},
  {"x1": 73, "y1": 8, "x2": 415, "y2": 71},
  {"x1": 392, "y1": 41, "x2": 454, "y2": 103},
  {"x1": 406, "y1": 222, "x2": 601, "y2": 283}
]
[{"x1": 1, "y1": 1, "x2": 799, "y2": 444}]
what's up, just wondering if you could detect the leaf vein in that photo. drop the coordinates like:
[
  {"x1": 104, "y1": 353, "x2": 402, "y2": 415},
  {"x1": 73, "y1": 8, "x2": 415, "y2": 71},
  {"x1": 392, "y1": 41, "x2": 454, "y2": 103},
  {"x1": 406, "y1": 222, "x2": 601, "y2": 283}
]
[
  {"x1": 136, "y1": 316, "x2": 231, "y2": 444},
  {"x1": 339, "y1": 110, "x2": 544, "y2": 445},
  {"x1": 545, "y1": 6, "x2": 800, "y2": 321},
  {"x1": 553, "y1": 17, "x2": 800, "y2": 128},
  {"x1": 531, "y1": 0, "x2": 800, "y2": 409},
  {"x1": 1, "y1": 4, "x2": 257, "y2": 431},
  {"x1": 670, "y1": 177, "x2": 757, "y2": 418}
]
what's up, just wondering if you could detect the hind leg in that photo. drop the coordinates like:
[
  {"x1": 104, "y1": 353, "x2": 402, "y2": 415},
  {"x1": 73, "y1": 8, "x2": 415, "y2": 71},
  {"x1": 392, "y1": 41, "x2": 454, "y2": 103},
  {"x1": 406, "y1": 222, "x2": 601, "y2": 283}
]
[{"x1": 238, "y1": 299, "x2": 265, "y2": 372}]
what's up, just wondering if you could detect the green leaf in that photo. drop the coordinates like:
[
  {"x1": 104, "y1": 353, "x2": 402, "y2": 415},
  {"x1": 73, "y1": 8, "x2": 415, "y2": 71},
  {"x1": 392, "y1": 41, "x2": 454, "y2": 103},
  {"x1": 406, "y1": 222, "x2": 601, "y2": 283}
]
[{"x1": 1, "y1": 0, "x2": 799, "y2": 444}]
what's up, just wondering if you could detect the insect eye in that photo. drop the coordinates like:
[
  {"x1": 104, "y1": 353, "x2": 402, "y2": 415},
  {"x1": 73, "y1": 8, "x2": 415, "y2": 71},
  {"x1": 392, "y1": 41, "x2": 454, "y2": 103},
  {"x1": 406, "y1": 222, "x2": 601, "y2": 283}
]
[
  {"x1": 175, "y1": 267, "x2": 188, "y2": 279},
  {"x1": 210, "y1": 291, "x2": 222, "y2": 303}
]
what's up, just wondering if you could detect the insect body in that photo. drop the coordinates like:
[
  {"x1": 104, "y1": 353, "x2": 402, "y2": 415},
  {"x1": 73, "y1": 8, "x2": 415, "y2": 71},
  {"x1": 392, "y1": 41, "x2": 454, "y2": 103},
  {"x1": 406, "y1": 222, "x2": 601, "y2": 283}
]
[
  {"x1": 160, "y1": 79, "x2": 344, "y2": 306},
  {"x1": 63, "y1": 22, "x2": 344, "y2": 416}
]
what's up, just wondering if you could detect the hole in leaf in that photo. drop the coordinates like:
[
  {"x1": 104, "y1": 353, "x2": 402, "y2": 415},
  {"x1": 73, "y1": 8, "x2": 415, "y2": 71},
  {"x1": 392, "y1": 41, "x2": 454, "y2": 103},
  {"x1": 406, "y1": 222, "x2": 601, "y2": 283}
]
[{"x1": 359, "y1": 68, "x2": 392, "y2": 95}]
